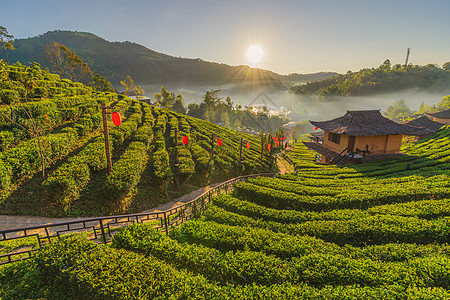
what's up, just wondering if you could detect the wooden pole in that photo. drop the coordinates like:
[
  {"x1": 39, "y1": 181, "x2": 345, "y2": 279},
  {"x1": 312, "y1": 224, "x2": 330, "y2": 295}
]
[
  {"x1": 211, "y1": 133, "x2": 215, "y2": 160},
  {"x1": 260, "y1": 136, "x2": 264, "y2": 167},
  {"x1": 268, "y1": 134, "x2": 273, "y2": 168},
  {"x1": 101, "y1": 103, "x2": 112, "y2": 173},
  {"x1": 174, "y1": 127, "x2": 179, "y2": 186},
  {"x1": 239, "y1": 137, "x2": 243, "y2": 164}
]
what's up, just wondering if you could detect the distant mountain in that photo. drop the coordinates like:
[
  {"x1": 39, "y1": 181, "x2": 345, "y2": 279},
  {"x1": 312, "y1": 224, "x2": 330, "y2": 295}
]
[{"x1": 2, "y1": 30, "x2": 337, "y2": 90}]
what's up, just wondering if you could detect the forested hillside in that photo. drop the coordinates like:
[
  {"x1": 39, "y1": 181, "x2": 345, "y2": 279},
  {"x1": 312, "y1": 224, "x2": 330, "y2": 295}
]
[
  {"x1": 291, "y1": 60, "x2": 450, "y2": 97},
  {"x1": 0, "y1": 61, "x2": 275, "y2": 217}
]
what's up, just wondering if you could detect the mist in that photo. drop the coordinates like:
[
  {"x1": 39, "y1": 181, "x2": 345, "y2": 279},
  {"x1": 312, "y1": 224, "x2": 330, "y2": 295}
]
[{"x1": 141, "y1": 83, "x2": 449, "y2": 123}]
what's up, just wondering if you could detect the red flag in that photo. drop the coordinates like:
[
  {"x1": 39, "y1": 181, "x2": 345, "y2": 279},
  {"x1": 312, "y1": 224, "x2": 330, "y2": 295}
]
[
  {"x1": 112, "y1": 112, "x2": 121, "y2": 126},
  {"x1": 182, "y1": 136, "x2": 188, "y2": 145}
]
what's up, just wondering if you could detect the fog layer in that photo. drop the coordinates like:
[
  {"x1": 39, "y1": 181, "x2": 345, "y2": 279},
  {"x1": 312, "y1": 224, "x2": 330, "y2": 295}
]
[{"x1": 142, "y1": 83, "x2": 449, "y2": 122}]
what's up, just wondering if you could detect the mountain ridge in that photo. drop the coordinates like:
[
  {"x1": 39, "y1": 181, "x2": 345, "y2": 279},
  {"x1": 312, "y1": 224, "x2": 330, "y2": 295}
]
[{"x1": 2, "y1": 30, "x2": 338, "y2": 89}]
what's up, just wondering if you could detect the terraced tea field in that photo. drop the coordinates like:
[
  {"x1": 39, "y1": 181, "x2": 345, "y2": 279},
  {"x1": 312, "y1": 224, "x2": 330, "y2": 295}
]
[
  {"x1": 0, "y1": 62, "x2": 274, "y2": 217},
  {"x1": 2, "y1": 125, "x2": 449, "y2": 299}
]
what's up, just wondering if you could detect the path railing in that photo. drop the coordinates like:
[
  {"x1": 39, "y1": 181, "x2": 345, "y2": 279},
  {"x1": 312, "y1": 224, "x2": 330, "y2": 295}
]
[{"x1": 0, "y1": 173, "x2": 276, "y2": 266}]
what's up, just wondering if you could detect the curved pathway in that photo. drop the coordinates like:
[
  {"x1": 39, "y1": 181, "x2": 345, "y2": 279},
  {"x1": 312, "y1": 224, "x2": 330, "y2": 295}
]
[
  {"x1": 0, "y1": 155, "x2": 294, "y2": 231},
  {"x1": 0, "y1": 182, "x2": 222, "y2": 231}
]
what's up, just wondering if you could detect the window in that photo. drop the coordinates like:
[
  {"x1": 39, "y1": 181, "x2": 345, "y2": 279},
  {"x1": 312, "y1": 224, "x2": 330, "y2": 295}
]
[{"x1": 328, "y1": 132, "x2": 341, "y2": 144}]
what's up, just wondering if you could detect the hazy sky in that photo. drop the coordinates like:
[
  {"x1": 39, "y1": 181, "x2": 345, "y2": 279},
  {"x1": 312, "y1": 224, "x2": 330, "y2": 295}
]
[{"x1": 1, "y1": 0, "x2": 449, "y2": 75}]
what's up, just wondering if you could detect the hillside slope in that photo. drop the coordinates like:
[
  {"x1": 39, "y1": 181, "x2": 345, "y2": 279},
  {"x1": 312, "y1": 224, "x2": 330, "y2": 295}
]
[
  {"x1": 0, "y1": 62, "x2": 275, "y2": 217},
  {"x1": 2, "y1": 128, "x2": 450, "y2": 298}
]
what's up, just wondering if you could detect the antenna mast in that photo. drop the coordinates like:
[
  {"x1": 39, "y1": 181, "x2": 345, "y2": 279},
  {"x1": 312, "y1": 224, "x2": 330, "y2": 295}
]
[{"x1": 404, "y1": 48, "x2": 411, "y2": 67}]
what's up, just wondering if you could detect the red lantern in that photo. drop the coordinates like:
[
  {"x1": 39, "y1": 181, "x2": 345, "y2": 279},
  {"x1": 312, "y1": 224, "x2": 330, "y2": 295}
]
[
  {"x1": 267, "y1": 144, "x2": 271, "y2": 150},
  {"x1": 217, "y1": 138, "x2": 222, "y2": 146},
  {"x1": 314, "y1": 127, "x2": 318, "y2": 130},
  {"x1": 246, "y1": 142, "x2": 251, "y2": 149},
  {"x1": 112, "y1": 112, "x2": 121, "y2": 126},
  {"x1": 182, "y1": 136, "x2": 188, "y2": 145}
]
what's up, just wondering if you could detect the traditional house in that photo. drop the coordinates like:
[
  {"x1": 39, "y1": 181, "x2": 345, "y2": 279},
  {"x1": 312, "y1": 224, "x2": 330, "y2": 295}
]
[
  {"x1": 304, "y1": 110, "x2": 432, "y2": 165},
  {"x1": 428, "y1": 109, "x2": 450, "y2": 124},
  {"x1": 403, "y1": 116, "x2": 444, "y2": 140}
]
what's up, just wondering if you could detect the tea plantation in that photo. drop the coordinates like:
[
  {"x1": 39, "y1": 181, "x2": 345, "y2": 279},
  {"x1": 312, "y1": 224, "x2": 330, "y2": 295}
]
[
  {"x1": 1, "y1": 61, "x2": 450, "y2": 298},
  {"x1": 1, "y1": 121, "x2": 450, "y2": 298},
  {"x1": 0, "y1": 62, "x2": 273, "y2": 217}
]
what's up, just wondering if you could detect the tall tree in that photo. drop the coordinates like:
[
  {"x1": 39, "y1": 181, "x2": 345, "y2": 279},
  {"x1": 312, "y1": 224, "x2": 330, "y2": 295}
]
[
  {"x1": 384, "y1": 99, "x2": 412, "y2": 119},
  {"x1": 45, "y1": 41, "x2": 93, "y2": 84},
  {"x1": 134, "y1": 85, "x2": 144, "y2": 100},
  {"x1": 120, "y1": 75, "x2": 135, "y2": 95},
  {"x1": 0, "y1": 26, "x2": 14, "y2": 64},
  {"x1": 92, "y1": 73, "x2": 114, "y2": 92}
]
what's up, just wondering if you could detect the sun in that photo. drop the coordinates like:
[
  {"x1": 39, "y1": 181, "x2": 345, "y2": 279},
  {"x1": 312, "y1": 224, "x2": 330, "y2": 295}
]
[{"x1": 246, "y1": 44, "x2": 264, "y2": 67}]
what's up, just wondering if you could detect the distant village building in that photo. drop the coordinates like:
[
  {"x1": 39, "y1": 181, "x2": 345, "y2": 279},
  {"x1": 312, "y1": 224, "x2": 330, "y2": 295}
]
[
  {"x1": 428, "y1": 108, "x2": 450, "y2": 124},
  {"x1": 403, "y1": 116, "x2": 444, "y2": 140},
  {"x1": 304, "y1": 110, "x2": 432, "y2": 165}
]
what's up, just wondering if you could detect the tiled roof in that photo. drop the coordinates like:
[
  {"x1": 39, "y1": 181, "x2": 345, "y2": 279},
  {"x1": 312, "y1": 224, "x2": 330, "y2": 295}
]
[
  {"x1": 403, "y1": 116, "x2": 444, "y2": 132},
  {"x1": 303, "y1": 141, "x2": 341, "y2": 160},
  {"x1": 428, "y1": 108, "x2": 450, "y2": 119},
  {"x1": 310, "y1": 110, "x2": 433, "y2": 136}
]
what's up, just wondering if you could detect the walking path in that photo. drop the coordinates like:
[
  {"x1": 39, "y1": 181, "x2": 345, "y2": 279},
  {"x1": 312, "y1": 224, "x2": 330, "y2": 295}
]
[
  {"x1": 0, "y1": 154, "x2": 294, "y2": 231},
  {"x1": 0, "y1": 182, "x2": 222, "y2": 231}
]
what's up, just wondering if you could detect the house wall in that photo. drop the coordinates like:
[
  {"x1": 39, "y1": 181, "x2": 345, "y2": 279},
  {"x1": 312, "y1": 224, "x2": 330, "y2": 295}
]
[
  {"x1": 322, "y1": 132, "x2": 404, "y2": 161},
  {"x1": 323, "y1": 131, "x2": 349, "y2": 153},
  {"x1": 354, "y1": 134, "x2": 403, "y2": 154},
  {"x1": 432, "y1": 117, "x2": 450, "y2": 124}
]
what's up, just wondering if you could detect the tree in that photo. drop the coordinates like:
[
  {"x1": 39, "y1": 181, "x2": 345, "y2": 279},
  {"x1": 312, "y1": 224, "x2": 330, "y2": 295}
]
[
  {"x1": 380, "y1": 59, "x2": 391, "y2": 69},
  {"x1": 384, "y1": 99, "x2": 412, "y2": 119},
  {"x1": 172, "y1": 95, "x2": 186, "y2": 114},
  {"x1": 0, "y1": 61, "x2": 50, "y2": 179},
  {"x1": 443, "y1": 62, "x2": 450, "y2": 72},
  {"x1": 45, "y1": 41, "x2": 93, "y2": 84},
  {"x1": 134, "y1": 85, "x2": 144, "y2": 100},
  {"x1": 187, "y1": 103, "x2": 201, "y2": 118},
  {"x1": 436, "y1": 95, "x2": 450, "y2": 111},
  {"x1": 92, "y1": 73, "x2": 114, "y2": 92},
  {"x1": 0, "y1": 26, "x2": 14, "y2": 64},
  {"x1": 154, "y1": 87, "x2": 174, "y2": 108},
  {"x1": 120, "y1": 75, "x2": 135, "y2": 95}
]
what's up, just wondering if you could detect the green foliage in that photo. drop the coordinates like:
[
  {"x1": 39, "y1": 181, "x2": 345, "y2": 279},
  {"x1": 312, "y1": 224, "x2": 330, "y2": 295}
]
[
  {"x1": 291, "y1": 61, "x2": 450, "y2": 96},
  {"x1": 383, "y1": 99, "x2": 413, "y2": 119},
  {"x1": 105, "y1": 141, "x2": 148, "y2": 200},
  {"x1": 43, "y1": 161, "x2": 90, "y2": 207}
]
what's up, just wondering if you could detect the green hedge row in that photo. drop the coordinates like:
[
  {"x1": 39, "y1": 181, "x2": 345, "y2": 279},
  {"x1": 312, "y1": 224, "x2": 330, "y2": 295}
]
[
  {"x1": 204, "y1": 205, "x2": 450, "y2": 247},
  {"x1": 235, "y1": 175, "x2": 450, "y2": 211},
  {"x1": 105, "y1": 141, "x2": 148, "y2": 200},
  {"x1": 0, "y1": 130, "x2": 78, "y2": 188},
  {"x1": 43, "y1": 137, "x2": 107, "y2": 207},
  {"x1": 8, "y1": 235, "x2": 445, "y2": 299},
  {"x1": 114, "y1": 223, "x2": 450, "y2": 289}
]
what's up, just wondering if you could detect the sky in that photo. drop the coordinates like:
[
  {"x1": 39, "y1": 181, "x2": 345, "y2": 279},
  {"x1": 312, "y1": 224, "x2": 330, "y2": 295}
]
[{"x1": 1, "y1": 0, "x2": 450, "y2": 75}]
